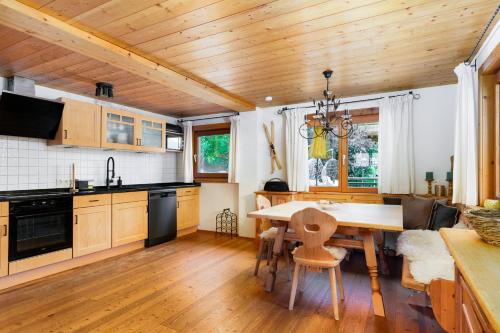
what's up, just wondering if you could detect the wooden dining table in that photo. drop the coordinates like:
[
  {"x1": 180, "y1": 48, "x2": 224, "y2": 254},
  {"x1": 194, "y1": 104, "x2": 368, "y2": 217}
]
[{"x1": 247, "y1": 200, "x2": 403, "y2": 317}]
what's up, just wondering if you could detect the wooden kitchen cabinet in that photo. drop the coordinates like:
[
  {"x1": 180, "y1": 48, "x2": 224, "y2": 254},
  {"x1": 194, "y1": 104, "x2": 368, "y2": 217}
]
[
  {"x1": 73, "y1": 205, "x2": 112, "y2": 257},
  {"x1": 176, "y1": 188, "x2": 199, "y2": 233},
  {"x1": 137, "y1": 115, "x2": 165, "y2": 153},
  {"x1": 102, "y1": 106, "x2": 166, "y2": 152},
  {"x1": 112, "y1": 199, "x2": 148, "y2": 247},
  {"x1": 101, "y1": 106, "x2": 140, "y2": 150},
  {"x1": 48, "y1": 98, "x2": 101, "y2": 148},
  {"x1": 0, "y1": 216, "x2": 8, "y2": 277}
]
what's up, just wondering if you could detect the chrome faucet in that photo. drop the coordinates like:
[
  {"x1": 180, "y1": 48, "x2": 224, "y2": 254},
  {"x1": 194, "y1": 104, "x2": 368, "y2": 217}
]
[{"x1": 106, "y1": 157, "x2": 115, "y2": 189}]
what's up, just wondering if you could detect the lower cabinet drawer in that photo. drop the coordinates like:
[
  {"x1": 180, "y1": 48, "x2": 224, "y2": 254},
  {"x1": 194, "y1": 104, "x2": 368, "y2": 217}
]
[
  {"x1": 112, "y1": 201, "x2": 148, "y2": 247},
  {"x1": 74, "y1": 194, "x2": 111, "y2": 208}
]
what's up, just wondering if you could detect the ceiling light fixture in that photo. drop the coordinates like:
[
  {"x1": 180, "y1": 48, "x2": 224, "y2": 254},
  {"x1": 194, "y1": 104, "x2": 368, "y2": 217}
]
[
  {"x1": 95, "y1": 82, "x2": 114, "y2": 98},
  {"x1": 299, "y1": 69, "x2": 353, "y2": 139}
]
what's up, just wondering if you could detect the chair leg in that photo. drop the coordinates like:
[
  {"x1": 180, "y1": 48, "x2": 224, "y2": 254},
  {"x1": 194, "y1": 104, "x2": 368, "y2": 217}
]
[
  {"x1": 328, "y1": 268, "x2": 340, "y2": 320},
  {"x1": 299, "y1": 265, "x2": 306, "y2": 293},
  {"x1": 283, "y1": 241, "x2": 291, "y2": 281},
  {"x1": 335, "y1": 265, "x2": 345, "y2": 301},
  {"x1": 254, "y1": 238, "x2": 265, "y2": 276},
  {"x1": 266, "y1": 240, "x2": 274, "y2": 265},
  {"x1": 289, "y1": 264, "x2": 301, "y2": 310}
]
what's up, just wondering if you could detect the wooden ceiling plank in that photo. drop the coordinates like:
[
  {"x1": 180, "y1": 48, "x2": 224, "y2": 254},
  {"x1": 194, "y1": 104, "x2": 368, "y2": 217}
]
[
  {"x1": 207, "y1": 12, "x2": 484, "y2": 88},
  {"x1": 0, "y1": 0, "x2": 255, "y2": 111},
  {"x1": 213, "y1": 29, "x2": 479, "y2": 92},
  {"x1": 157, "y1": 0, "x2": 446, "y2": 64},
  {"x1": 176, "y1": 0, "x2": 493, "y2": 73},
  {"x1": 135, "y1": 0, "x2": 335, "y2": 55},
  {"x1": 95, "y1": 0, "x2": 222, "y2": 38},
  {"x1": 117, "y1": 0, "x2": 273, "y2": 46}
]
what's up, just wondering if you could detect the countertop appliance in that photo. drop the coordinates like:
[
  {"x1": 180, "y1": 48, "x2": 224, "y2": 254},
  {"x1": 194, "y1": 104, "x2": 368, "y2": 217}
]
[
  {"x1": 165, "y1": 123, "x2": 183, "y2": 151},
  {"x1": 146, "y1": 189, "x2": 177, "y2": 247},
  {"x1": 9, "y1": 196, "x2": 73, "y2": 261}
]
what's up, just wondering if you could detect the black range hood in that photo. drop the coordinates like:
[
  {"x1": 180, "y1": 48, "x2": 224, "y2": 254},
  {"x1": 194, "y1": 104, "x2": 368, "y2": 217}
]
[{"x1": 0, "y1": 90, "x2": 64, "y2": 140}]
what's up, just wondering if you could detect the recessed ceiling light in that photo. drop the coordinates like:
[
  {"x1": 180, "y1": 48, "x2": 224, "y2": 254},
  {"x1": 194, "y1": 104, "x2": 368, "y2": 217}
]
[{"x1": 265, "y1": 96, "x2": 273, "y2": 102}]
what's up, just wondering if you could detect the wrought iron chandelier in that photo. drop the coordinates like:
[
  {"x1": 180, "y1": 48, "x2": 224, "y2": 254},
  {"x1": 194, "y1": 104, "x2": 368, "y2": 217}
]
[{"x1": 299, "y1": 70, "x2": 354, "y2": 139}]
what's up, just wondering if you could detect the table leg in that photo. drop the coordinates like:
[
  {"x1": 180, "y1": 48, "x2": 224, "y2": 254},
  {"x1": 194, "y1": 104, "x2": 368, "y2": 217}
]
[
  {"x1": 375, "y1": 231, "x2": 390, "y2": 275},
  {"x1": 265, "y1": 222, "x2": 286, "y2": 292},
  {"x1": 361, "y1": 230, "x2": 386, "y2": 317}
]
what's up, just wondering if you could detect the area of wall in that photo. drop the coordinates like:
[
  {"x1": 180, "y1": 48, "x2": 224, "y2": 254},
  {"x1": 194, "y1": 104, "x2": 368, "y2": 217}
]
[
  {"x1": 0, "y1": 78, "x2": 179, "y2": 191},
  {"x1": 198, "y1": 182, "x2": 239, "y2": 232}
]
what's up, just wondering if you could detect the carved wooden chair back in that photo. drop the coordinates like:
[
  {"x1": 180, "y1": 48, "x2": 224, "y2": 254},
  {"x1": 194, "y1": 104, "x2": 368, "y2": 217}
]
[{"x1": 291, "y1": 207, "x2": 338, "y2": 262}]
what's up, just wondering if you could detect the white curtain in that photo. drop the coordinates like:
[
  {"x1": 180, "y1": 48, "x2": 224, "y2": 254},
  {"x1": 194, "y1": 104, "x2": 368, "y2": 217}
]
[
  {"x1": 182, "y1": 121, "x2": 193, "y2": 183},
  {"x1": 452, "y1": 63, "x2": 478, "y2": 205},
  {"x1": 378, "y1": 95, "x2": 415, "y2": 194},
  {"x1": 228, "y1": 115, "x2": 240, "y2": 183},
  {"x1": 284, "y1": 108, "x2": 309, "y2": 192}
]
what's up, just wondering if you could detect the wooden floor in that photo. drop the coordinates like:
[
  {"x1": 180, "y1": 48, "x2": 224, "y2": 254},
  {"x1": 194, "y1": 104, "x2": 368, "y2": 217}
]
[{"x1": 0, "y1": 232, "x2": 444, "y2": 333}]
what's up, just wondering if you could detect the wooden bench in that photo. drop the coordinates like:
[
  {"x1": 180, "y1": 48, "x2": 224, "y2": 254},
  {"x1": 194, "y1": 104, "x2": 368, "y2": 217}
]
[{"x1": 402, "y1": 255, "x2": 456, "y2": 332}]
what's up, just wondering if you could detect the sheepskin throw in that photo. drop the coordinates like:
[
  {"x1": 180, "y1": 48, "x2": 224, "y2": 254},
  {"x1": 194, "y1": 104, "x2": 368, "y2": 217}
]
[{"x1": 397, "y1": 230, "x2": 454, "y2": 284}]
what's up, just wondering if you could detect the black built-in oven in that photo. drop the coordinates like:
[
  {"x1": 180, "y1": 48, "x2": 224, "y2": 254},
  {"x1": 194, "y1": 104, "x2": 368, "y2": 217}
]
[{"x1": 9, "y1": 196, "x2": 72, "y2": 261}]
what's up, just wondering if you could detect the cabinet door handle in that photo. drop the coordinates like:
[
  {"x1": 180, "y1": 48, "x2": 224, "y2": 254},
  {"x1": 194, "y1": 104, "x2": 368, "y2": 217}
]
[
  {"x1": 2, "y1": 225, "x2": 6, "y2": 237},
  {"x1": 89, "y1": 199, "x2": 99, "y2": 202},
  {"x1": 75, "y1": 215, "x2": 78, "y2": 225},
  {"x1": 64, "y1": 129, "x2": 68, "y2": 139}
]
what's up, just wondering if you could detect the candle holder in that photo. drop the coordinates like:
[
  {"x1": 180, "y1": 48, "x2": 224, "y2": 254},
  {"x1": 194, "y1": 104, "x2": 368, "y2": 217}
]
[
  {"x1": 446, "y1": 171, "x2": 453, "y2": 197},
  {"x1": 425, "y1": 172, "x2": 434, "y2": 195}
]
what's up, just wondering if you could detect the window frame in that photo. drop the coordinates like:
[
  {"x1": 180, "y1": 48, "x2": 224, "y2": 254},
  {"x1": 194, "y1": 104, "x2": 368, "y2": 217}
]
[
  {"x1": 192, "y1": 123, "x2": 230, "y2": 183},
  {"x1": 308, "y1": 107, "x2": 379, "y2": 193}
]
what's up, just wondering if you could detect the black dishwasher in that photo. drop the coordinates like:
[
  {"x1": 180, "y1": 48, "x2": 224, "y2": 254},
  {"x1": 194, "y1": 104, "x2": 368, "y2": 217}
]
[{"x1": 146, "y1": 189, "x2": 177, "y2": 247}]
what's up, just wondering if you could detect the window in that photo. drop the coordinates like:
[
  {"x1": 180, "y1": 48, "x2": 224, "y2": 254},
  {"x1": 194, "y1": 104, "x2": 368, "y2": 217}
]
[
  {"x1": 308, "y1": 108, "x2": 379, "y2": 193},
  {"x1": 193, "y1": 123, "x2": 230, "y2": 182}
]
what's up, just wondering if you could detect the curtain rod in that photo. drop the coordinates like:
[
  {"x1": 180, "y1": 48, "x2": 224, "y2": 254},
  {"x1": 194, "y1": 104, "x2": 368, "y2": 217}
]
[
  {"x1": 276, "y1": 91, "x2": 420, "y2": 115},
  {"x1": 464, "y1": 4, "x2": 499, "y2": 70},
  {"x1": 177, "y1": 112, "x2": 239, "y2": 123}
]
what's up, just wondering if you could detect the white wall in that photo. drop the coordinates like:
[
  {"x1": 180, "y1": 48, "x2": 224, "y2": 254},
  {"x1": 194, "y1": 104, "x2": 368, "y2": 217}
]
[
  {"x1": 198, "y1": 183, "x2": 239, "y2": 232},
  {"x1": 0, "y1": 78, "x2": 180, "y2": 191}
]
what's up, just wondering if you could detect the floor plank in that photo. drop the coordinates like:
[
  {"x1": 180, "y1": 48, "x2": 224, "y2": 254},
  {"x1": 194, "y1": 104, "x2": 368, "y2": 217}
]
[{"x1": 0, "y1": 232, "x2": 444, "y2": 333}]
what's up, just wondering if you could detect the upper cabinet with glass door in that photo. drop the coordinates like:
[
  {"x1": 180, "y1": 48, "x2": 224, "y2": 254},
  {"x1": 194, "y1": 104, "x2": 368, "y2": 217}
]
[
  {"x1": 137, "y1": 116, "x2": 165, "y2": 153},
  {"x1": 101, "y1": 107, "x2": 139, "y2": 150}
]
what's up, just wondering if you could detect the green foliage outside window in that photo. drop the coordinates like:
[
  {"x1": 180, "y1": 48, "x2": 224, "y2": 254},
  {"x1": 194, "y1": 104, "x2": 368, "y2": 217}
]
[{"x1": 198, "y1": 134, "x2": 230, "y2": 172}]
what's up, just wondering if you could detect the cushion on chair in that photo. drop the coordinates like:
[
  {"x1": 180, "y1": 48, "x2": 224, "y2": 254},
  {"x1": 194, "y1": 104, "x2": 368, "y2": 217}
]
[
  {"x1": 259, "y1": 227, "x2": 278, "y2": 239},
  {"x1": 325, "y1": 246, "x2": 347, "y2": 260},
  {"x1": 401, "y1": 196, "x2": 435, "y2": 229}
]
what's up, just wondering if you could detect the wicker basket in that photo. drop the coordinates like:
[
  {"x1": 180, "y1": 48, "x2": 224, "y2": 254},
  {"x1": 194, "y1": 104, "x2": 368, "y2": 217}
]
[{"x1": 464, "y1": 209, "x2": 500, "y2": 246}]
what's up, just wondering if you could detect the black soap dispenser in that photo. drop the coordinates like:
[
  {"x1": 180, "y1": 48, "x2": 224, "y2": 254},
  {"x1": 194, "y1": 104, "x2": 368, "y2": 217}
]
[{"x1": 117, "y1": 176, "x2": 123, "y2": 188}]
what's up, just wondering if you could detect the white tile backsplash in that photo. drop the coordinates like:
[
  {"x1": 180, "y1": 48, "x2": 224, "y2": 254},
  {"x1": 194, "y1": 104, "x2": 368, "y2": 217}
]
[{"x1": 0, "y1": 135, "x2": 179, "y2": 191}]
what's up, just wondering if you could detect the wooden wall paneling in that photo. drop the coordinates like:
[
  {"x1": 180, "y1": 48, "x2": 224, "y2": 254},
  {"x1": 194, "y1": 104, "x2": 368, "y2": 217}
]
[
  {"x1": 496, "y1": 83, "x2": 500, "y2": 199},
  {"x1": 478, "y1": 73, "x2": 497, "y2": 205}
]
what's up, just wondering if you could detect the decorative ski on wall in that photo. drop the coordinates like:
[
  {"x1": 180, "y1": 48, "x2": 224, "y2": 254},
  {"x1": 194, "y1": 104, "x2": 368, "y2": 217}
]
[{"x1": 263, "y1": 121, "x2": 282, "y2": 173}]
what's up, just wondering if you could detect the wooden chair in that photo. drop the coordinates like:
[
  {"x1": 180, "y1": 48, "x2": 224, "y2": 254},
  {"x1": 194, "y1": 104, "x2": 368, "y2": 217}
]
[
  {"x1": 288, "y1": 207, "x2": 347, "y2": 320},
  {"x1": 254, "y1": 195, "x2": 292, "y2": 279}
]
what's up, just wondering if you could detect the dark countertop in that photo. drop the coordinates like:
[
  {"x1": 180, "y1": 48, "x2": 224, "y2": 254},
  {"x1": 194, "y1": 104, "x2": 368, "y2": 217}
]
[{"x1": 0, "y1": 182, "x2": 201, "y2": 201}]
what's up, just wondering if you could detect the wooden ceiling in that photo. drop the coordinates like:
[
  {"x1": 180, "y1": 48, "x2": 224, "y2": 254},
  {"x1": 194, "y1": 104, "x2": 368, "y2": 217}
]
[{"x1": 0, "y1": 0, "x2": 497, "y2": 117}]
